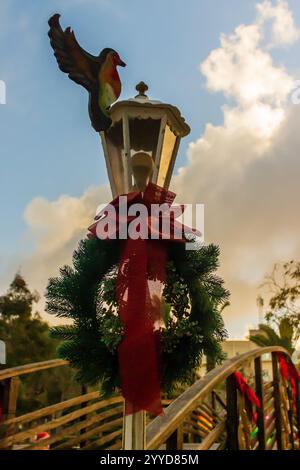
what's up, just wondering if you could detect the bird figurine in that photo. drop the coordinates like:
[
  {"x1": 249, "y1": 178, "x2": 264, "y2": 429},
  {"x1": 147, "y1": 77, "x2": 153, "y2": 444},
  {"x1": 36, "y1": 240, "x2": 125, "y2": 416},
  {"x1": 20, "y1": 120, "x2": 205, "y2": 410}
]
[{"x1": 48, "y1": 14, "x2": 126, "y2": 132}]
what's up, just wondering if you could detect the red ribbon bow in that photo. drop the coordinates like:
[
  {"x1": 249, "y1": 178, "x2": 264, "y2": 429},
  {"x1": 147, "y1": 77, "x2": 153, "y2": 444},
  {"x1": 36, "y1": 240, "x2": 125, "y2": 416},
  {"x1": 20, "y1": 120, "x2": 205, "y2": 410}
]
[
  {"x1": 89, "y1": 183, "x2": 199, "y2": 416},
  {"x1": 276, "y1": 352, "x2": 300, "y2": 404},
  {"x1": 233, "y1": 371, "x2": 261, "y2": 422}
]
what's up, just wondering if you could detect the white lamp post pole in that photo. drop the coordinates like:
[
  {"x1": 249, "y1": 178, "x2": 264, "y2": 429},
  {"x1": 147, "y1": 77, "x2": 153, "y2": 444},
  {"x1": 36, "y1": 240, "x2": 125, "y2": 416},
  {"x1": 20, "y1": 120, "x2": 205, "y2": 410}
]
[
  {"x1": 100, "y1": 82, "x2": 190, "y2": 451},
  {"x1": 123, "y1": 409, "x2": 146, "y2": 450}
]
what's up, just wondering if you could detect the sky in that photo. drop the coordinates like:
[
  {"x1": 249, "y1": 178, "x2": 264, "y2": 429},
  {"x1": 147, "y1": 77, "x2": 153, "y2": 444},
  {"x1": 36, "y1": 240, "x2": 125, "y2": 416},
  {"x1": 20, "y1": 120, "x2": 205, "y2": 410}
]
[{"x1": 0, "y1": 0, "x2": 300, "y2": 338}]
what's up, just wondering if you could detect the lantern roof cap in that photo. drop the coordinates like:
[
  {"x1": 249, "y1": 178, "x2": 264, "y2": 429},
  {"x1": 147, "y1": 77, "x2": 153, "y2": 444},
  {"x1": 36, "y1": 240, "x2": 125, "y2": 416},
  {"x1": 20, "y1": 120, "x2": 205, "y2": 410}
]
[{"x1": 109, "y1": 82, "x2": 190, "y2": 137}]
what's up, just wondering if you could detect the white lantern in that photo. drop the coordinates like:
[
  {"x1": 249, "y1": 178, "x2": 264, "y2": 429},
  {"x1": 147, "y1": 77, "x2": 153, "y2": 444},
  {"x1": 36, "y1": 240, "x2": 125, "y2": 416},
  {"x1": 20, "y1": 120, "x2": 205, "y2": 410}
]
[{"x1": 100, "y1": 82, "x2": 190, "y2": 196}]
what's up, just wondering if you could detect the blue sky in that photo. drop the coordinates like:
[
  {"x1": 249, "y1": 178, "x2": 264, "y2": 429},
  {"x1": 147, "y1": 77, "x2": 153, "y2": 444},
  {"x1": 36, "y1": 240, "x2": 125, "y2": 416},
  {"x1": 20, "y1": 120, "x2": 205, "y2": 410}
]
[
  {"x1": 0, "y1": 0, "x2": 276, "y2": 254},
  {"x1": 1, "y1": 0, "x2": 300, "y2": 337}
]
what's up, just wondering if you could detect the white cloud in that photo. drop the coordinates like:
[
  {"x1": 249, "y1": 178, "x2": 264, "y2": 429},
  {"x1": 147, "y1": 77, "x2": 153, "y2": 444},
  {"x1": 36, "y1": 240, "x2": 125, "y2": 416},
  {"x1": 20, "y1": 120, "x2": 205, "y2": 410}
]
[
  {"x1": 23, "y1": 187, "x2": 109, "y2": 257},
  {"x1": 257, "y1": 0, "x2": 300, "y2": 47},
  {"x1": 201, "y1": 22, "x2": 294, "y2": 107},
  {"x1": 19, "y1": 185, "x2": 110, "y2": 323},
  {"x1": 174, "y1": 0, "x2": 300, "y2": 337},
  {"x1": 200, "y1": 6, "x2": 294, "y2": 149}
]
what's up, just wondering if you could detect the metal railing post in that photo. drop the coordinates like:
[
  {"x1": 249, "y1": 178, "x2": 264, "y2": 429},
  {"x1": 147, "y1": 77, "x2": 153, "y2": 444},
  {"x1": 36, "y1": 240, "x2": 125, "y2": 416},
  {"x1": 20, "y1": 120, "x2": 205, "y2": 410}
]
[
  {"x1": 226, "y1": 374, "x2": 239, "y2": 450},
  {"x1": 272, "y1": 352, "x2": 283, "y2": 450},
  {"x1": 254, "y1": 356, "x2": 266, "y2": 450}
]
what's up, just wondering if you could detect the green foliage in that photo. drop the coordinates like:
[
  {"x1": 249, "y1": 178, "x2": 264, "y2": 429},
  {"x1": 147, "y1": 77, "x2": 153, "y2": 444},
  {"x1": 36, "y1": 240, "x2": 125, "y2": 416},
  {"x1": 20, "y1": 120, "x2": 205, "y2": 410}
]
[
  {"x1": 47, "y1": 238, "x2": 121, "y2": 395},
  {"x1": 46, "y1": 237, "x2": 229, "y2": 395},
  {"x1": 0, "y1": 273, "x2": 39, "y2": 320},
  {"x1": 0, "y1": 274, "x2": 55, "y2": 367},
  {"x1": 161, "y1": 243, "x2": 229, "y2": 390},
  {"x1": 0, "y1": 274, "x2": 77, "y2": 414},
  {"x1": 263, "y1": 261, "x2": 300, "y2": 341},
  {"x1": 278, "y1": 317, "x2": 294, "y2": 343},
  {"x1": 249, "y1": 320, "x2": 294, "y2": 355}
]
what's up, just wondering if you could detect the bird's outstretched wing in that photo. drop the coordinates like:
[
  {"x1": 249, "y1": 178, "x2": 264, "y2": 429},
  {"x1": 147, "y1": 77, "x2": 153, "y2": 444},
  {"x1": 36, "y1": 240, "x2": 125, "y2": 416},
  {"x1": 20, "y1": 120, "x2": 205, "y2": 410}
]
[{"x1": 48, "y1": 14, "x2": 98, "y2": 90}]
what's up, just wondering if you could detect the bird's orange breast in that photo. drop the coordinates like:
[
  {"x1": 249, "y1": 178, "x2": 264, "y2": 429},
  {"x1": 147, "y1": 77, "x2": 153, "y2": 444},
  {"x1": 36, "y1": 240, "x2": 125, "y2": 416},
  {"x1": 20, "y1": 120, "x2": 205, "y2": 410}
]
[{"x1": 100, "y1": 62, "x2": 121, "y2": 99}]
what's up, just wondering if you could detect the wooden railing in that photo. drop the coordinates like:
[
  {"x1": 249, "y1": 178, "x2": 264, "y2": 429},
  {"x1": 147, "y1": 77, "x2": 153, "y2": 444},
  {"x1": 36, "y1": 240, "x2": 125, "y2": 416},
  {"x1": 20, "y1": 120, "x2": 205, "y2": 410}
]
[
  {"x1": 146, "y1": 347, "x2": 300, "y2": 450},
  {"x1": 1, "y1": 347, "x2": 299, "y2": 450},
  {"x1": 0, "y1": 360, "x2": 124, "y2": 450}
]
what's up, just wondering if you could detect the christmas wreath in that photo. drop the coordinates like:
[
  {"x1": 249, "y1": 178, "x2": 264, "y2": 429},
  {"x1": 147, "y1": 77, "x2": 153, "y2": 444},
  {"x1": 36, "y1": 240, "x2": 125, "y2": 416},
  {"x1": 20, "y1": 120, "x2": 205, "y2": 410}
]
[{"x1": 46, "y1": 236, "x2": 229, "y2": 396}]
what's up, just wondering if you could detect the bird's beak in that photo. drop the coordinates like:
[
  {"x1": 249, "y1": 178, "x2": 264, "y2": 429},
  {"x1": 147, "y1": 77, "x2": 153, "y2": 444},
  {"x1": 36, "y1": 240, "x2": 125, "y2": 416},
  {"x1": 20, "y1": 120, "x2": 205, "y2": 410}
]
[{"x1": 118, "y1": 59, "x2": 126, "y2": 67}]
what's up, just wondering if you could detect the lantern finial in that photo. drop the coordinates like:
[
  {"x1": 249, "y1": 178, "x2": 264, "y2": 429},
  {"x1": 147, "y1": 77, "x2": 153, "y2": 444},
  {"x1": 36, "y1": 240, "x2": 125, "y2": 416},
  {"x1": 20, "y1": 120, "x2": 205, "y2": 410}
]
[{"x1": 135, "y1": 81, "x2": 149, "y2": 98}]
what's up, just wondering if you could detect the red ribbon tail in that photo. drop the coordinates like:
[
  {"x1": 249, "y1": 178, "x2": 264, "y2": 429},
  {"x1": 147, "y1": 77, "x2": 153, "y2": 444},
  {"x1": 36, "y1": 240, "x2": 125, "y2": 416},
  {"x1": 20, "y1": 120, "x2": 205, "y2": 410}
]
[{"x1": 117, "y1": 239, "x2": 165, "y2": 416}]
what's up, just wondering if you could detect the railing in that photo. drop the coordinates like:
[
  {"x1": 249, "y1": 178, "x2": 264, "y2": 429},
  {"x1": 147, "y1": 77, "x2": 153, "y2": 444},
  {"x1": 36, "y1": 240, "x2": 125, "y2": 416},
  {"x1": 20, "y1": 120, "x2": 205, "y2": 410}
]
[
  {"x1": 1, "y1": 346, "x2": 299, "y2": 450},
  {"x1": 0, "y1": 360, "x2": 124, "y2": 450},
  {"x1": 146, "y1": 347, "x2": 300, "y2": 450}
]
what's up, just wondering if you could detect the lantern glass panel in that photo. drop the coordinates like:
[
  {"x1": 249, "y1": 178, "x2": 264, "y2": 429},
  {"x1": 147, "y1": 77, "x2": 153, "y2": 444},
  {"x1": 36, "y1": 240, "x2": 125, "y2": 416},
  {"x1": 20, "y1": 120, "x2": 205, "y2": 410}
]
[
  {"x1": 128, "y1": 117, "x2": 161, "y2": 158},
  {"x1": 157, "y1": 124, "x2": 177, "y2": 187}
]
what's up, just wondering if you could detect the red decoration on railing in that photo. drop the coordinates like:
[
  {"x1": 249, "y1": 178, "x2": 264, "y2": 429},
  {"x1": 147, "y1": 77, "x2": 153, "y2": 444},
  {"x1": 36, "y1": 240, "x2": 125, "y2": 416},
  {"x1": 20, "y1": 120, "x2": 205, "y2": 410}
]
[
  {"x1": 89, "y1": 183, "x2": 199, "y2": 416},
  {"x1": 276, "y1": 352, "x2": 300, "y2": 403},
  {"x1": 233, "y1": 371, "x2": 261, "y2": 422}
]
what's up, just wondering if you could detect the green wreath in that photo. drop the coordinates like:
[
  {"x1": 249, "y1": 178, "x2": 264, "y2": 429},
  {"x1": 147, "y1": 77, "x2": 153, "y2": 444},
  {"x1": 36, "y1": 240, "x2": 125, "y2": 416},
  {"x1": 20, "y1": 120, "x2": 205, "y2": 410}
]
[{"x1": 46, "y1": 237, "x2": 229, "y2": 395}]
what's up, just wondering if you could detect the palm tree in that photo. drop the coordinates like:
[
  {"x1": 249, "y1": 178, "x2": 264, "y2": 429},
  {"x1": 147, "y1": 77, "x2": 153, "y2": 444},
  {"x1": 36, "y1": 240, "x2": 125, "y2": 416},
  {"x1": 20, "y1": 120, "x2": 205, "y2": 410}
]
[{"x1": 249, "y1": 318, "x2": 294, "y2": 355}]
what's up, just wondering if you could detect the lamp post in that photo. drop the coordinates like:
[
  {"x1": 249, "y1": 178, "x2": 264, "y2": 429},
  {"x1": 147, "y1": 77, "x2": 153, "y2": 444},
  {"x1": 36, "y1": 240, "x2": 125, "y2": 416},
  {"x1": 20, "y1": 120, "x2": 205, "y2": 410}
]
[
  {"x1": 100, "y1": 82, "x2": 190, "y2": 196},
  {"x1": 100, "y1": 82, "x2": 190, "y2": 449}
]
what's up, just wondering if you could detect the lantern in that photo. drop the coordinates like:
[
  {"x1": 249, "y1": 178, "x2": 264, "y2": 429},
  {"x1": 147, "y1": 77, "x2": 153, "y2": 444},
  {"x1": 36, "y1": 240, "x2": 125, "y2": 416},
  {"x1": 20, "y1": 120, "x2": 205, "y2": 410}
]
[{"x1": 100, "y1": 82, "x2": 190, "y2": 196}]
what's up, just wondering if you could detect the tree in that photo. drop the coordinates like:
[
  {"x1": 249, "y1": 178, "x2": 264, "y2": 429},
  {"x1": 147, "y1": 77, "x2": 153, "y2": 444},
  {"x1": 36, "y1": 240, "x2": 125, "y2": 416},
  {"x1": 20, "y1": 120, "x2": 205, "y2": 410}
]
[
  {"x1": 0, "y1": 273, "x2": 55, "y2": 366},
  {"x1": 0, "y1": 274, "x2": 79, "y2": 414},
  {"x1": 0, "y1": 273, "x2": 39, "y2": 321},
  {"x1": 261, "y1": 261, "x2": 300, "y2": 342},
  {"x1": 249, "y1": 318, "x2": 294, "y2": 355}
]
